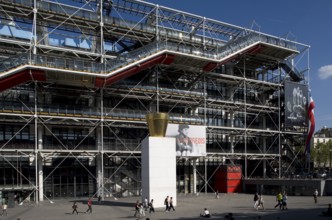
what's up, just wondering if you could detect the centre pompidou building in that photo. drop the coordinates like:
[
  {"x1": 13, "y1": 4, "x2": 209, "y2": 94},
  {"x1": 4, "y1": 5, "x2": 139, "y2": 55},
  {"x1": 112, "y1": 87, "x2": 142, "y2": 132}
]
[{"x1": 0, "y1": 0, "x2": 310, "y2": 202}]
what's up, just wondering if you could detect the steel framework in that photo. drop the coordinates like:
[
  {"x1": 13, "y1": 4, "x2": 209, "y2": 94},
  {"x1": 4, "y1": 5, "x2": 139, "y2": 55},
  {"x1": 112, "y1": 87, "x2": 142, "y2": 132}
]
[{"x1": 0, "y1": 0, "x2": 310, "y2": 202}]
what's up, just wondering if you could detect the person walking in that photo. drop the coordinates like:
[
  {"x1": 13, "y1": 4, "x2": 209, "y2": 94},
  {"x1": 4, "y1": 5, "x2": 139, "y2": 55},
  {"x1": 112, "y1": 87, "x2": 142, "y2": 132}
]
[
  {"x1": 259, "y1": 194, "x2": 265, "y2": 210},
  {"x1": 149, "y1": 199, "x2": 155, "y2": 213},
  {"x1": 274, "y1": 192, "x2": 283, "y2": 209},
  {"x1": 72, "y1": 202, "x2": 78, "y2": 214},
  {"x1": 164, "y1": 196, "x2": 169, "y2": 212},
  {"x1": 282, "y1": 192, "x2": 288, "y2": 210},
  {"x1": 215, "y1": 190, "x2": 219, "y2": 199},
  {"x1": 314, "y1": 189, "x2": 318, "y2": 203},
  {"x1": 1, "y1": 202, "x2": 8, "y2": 216},
  {"x1": 168, "y1": 197, "x2": 175, "y2": 211},
  {"x1": 144, "y1": 196, "x2": 148, "y2": 211},
  {"x1": 253, "y1": 193, "x2": 259, "y2": 210},
  {"x1": 134, "y1": 200, "x2": 140, "y2": 217},
  {"x1": 98, "y1": 195, "x2": 102, "y2": 204},
  {"x1": 139, "y1": 203, "x2": 145, "y2": 218},
  {"x1": 85, "y1": 197, "x2": 92, "y2": 213}
]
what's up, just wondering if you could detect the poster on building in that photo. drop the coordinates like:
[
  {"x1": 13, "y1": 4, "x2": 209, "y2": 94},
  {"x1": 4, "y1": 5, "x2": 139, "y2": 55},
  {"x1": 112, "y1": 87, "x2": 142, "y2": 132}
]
[
  {"x1": 284, "y1": 81, "x2": 308, "y2": 127},
  {"x1": 166, "y1": 124, "x2": 206, "y2": 157}
]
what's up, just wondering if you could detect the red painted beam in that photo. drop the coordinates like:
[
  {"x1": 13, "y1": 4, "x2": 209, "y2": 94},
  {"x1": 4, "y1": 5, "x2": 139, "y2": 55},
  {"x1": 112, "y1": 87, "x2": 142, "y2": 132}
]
[
  {"x1": 95, "y1": 54, "x2": 175, "y2": 88},
  {"x1": 31, "y1": 70, "x2": 46, "y2": 81},
  {"x1": 247, "y1": 44, "x2": 265, "y2": 55},
  {"x1": 203, "y1": 62, "x2": 218, "y2": 72},
  {"x1": 202, "y1": 44, "x2": 264, "y2": 72},
  {"x1": 94, "y1": 77, "x2": 105, "y2": 88},
  {"x1": 0, "y1": 70, "x2": 46, "y2": 92},
  {"x1": 161, "y1": 54, "x2": 175, "y2": 65},
  {"x1": 104, "y1": 66, "x2": 139, "y2": 86}
]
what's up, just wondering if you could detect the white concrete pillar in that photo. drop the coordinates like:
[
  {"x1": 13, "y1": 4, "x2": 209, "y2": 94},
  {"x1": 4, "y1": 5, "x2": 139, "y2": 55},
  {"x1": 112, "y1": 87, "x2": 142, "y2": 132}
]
[
  {"x1": 38, "y1": 157, "x2": 43, "y2": 202},
  {"x1": 96, "y1": 128, "x2": 103, "y2": 197},
  {"x1": 230, "y1": 111, "x2": 234, "y2": 128},
  {"x1": 263, "y1": 137, "x2": 267, "y2": 178},
  {"x1": 96, "y1": 154, "x2": 103, "y2": 197},
  {"x1": 38, "y1": 127, "x2": 44, "y2": 201},
  {"x1": 141, "y1": 137, "x2": 176, "y2": 208},
  {"x1": 184, "y1": 161, "x2": 189, "y2": 194},
  {"x1": 192, "y1": 159, "x2": 197, "y2": 194},
  {"x1": 229, "y1": 111, "x2": 235, "y2": 153}
]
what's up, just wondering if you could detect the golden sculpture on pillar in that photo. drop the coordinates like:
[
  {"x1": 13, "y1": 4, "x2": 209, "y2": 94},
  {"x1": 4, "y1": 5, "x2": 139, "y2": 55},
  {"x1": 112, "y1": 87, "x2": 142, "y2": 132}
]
[{"x1": 146, "y1": 112, "x2": 169, "y2": 137}]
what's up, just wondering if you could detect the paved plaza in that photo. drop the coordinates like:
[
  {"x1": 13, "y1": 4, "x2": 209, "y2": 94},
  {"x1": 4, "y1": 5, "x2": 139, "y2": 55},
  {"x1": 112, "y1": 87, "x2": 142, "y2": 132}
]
[{"x1": 3, "y1": 193, "x2": 332, "y2": 220}]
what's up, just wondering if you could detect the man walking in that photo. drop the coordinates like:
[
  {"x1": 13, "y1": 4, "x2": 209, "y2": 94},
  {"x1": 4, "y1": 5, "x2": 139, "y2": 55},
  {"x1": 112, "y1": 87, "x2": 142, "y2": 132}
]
[
  {"x1": 134, "y1": 200, "x2": 140, "y2": 217},
  {"x1": 1, "y1": 201, "x2": 8, "y2": 216},
  {"x1": 144, "y1": 196, "x2": 148, "y2": 211},
  {"x1": 168, "y1": 197, "x2": 175, "y2": 211},
  {"x1": 253, "y1": 193, "x2": 259, "y2": 210},
  {"x1": 164, "y1": 196, "x2": 169, "y2": 212},
  {"x1": 274, "y1": 192, "x2": 283, "y2": 209},
  {"x1": 314, "y1": 189, "x2": 318, "y2": 203},
  {"x1": 149, "y1": 199, "x2": 155, "y2": 213},
  {"x1": 85, "y1": 198, "x2": 92, "y2": 213},
  {"x1": 72, "y1": 202, "x2": 78, "y2": 214}
]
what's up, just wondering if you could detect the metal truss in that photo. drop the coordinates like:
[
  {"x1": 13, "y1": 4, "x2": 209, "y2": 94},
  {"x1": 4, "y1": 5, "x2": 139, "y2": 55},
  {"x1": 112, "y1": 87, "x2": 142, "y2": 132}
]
[{"x1": 0, "y1": 0, "x2": 311, "y2": 201}]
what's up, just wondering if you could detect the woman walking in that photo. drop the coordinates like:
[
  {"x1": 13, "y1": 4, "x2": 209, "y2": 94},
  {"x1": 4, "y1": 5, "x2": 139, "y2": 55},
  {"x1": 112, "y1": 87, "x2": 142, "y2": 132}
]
[{"x1": 1, "y1": 202, "x2": 8, "y2": 216}]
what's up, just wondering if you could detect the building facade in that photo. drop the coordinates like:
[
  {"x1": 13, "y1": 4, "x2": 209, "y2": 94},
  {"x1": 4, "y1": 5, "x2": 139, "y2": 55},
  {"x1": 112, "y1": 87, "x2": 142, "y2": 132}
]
[{"x1": 0, "y1": 0, "x2": 310, "y2": 202}]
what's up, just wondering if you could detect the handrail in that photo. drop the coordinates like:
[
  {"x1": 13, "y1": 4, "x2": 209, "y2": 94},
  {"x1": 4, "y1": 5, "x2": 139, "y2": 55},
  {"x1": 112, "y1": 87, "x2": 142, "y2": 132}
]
[{"x1": 0, "y1": 32, "x2": 298, "y2": 76}]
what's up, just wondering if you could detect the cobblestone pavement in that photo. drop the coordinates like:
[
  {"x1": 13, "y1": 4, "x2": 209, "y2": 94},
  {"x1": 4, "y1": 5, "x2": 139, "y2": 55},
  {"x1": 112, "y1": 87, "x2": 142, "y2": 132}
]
[{"x1": 3, "y1": 193, "x2": 332, "y2": 220}]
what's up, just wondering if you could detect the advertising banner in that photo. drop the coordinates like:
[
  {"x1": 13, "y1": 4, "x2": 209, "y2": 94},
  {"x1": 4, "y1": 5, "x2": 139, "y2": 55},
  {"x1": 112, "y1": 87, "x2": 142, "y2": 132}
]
[
  {"x1": 166, "y1": 124, "x2": 206, "y2": 157},
  {"x1": 285, "y1": 82, "x2": 308, "y2": 127}
]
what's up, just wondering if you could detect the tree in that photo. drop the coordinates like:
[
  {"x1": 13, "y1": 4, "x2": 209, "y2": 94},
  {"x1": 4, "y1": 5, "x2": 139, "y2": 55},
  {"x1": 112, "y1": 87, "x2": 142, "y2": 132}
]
[{"x1": 312, "y1": 142, "x2": 330, "y2": 168}]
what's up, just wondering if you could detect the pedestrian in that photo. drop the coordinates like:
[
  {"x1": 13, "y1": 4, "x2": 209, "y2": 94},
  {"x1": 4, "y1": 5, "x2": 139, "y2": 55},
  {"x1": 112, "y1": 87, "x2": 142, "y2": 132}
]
[
  {"x1": 253, "y1": 193, "x2": 259, "y2": 210},
  {"x1": 134, "y1": 200, "x2": 140, "y2": 217},
  {"x1": 149, "y1": 199, "x2": 155, "y2": 213},
  {"x1": 274, "y1": 192, "x2": 283, "y2": 209},
  {"x1": 139, "y1": 203, "x2": 145, "y2": 218},
  {"x1": 168, "y1": 196, "x2": 175, "y2": 211},
  {"x1": 85, "y1": 197, "x2": 92, "y2": 213},
  {"x1": 258, "y1": 194, "x2": 264, "y2": 210},
  {"x1": 215, "y1": 190, "x2": 219, "y2": 199},
  {"x1": 72, "y1": 202, "x2": 78, "y2": 214},
  {"x1": 314, "y1": 189, "x2": 318, "y2": 203},
  {"x1": 1, "y1": 201, "x2": 8, "y2": 216},
  {"x1": 164, "y1": 196, "x2": 169, "y2": 212},
  {"x1": 282, "y1": 192, "x2": 288, "y2": 210},
  {"x1": 98, "y1": 195, "x2": 101, "y2": 204},
  {"x1": 15, "y1": 194, "x2": 20, "y2": 204},
  {"x1": 144, "y1": 196, "x2": 148, "y2": 211},
  {"x1": 200, "y1": 208, "x2": 211, "y2": 218}
]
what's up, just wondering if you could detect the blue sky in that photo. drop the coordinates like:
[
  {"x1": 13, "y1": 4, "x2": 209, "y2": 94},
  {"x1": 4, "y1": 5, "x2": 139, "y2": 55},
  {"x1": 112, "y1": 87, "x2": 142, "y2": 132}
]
[{"x1": 146, "y1": 0, "x2": 332, "y2": 131}]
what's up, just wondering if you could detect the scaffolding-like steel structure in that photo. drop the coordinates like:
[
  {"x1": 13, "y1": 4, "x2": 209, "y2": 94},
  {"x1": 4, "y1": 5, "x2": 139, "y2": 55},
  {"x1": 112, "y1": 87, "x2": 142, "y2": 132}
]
[{"x1": 0, "y1": 0, "x2": 310, "y2": 202}]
